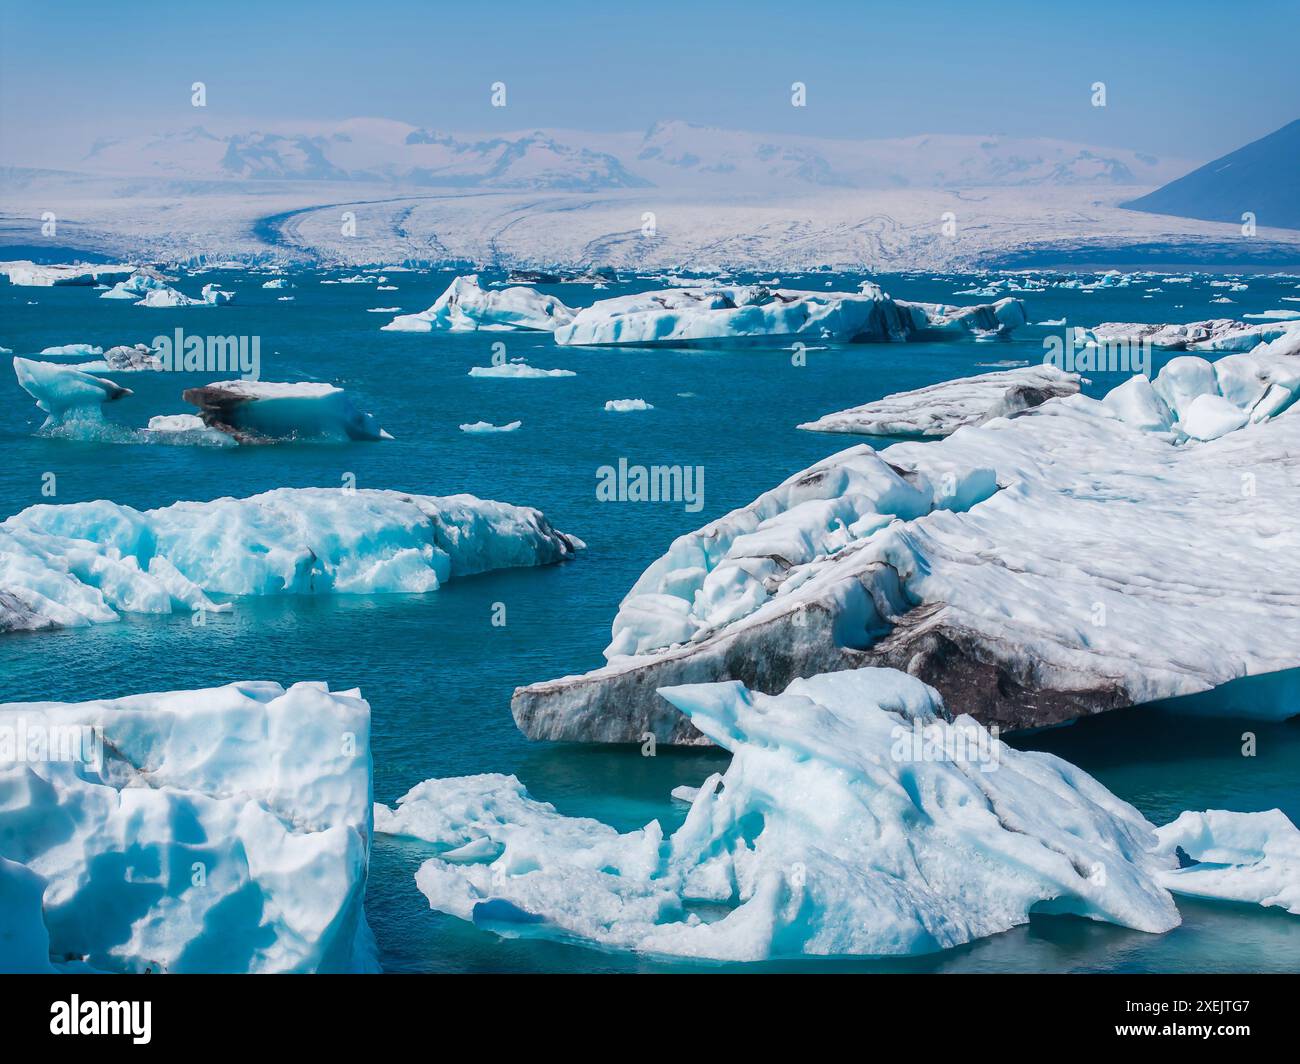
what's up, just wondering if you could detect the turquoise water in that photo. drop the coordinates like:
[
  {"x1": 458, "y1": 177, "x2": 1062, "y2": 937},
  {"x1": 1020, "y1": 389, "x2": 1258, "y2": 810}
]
[{"x1": 2, "y1": 268, "x2": 1297, "y2": 972}]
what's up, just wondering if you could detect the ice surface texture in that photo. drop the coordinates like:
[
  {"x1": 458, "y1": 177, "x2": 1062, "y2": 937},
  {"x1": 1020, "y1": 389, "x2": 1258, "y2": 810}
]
[
  {"x1": 0, "y1": 488, "x2": 581, "y2": 633},
  {"x1": 0, "y1": 681, "x2": 376, "y2": 972},
  {"x1": 514, "y1": 330, "x2": 1300, "y2": 742},
  {"x1": 388, "y1": 669, "x2": 1180, "y2": 961}
]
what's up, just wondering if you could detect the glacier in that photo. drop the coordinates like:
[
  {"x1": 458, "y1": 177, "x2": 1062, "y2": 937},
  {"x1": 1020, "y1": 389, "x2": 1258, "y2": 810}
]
[
  {"x1": 799, "y1": 365, "x2": 1080, "y2": 437},
  {"x1": 0, "y1": 680, "x2": 377, "y2": 972},
  {"x1": 1153, "y1": 809, "x2": 1300, "y2": 915},
  {"x1": 180, "y1": 380, "x2": 391, "y2": 443},
  {"x1": 0, "y1": 487, "x2": 581, "y2": 633},
  {"x1": 513, "y1": 329, "x2": 1300, "y2": 744},
  {"x1": 386, "y1": 668, "x2": 1180, "y2": 961},
  {"x1": 553, "y1": 283, "x2": 1027, "y2": 347},
  {"x1": 382, "y1": 275, "x2": 574, "y2": 333}
]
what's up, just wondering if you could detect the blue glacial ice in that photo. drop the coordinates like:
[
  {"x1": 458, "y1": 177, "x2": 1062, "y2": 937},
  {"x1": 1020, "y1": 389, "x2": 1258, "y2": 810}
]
[
  {"x1": 180, "y1": 380, "x2": 391, "y2": 442},
  {"x1": 385, "y1": 668, "x2": 1181, "y2": 961},
  {"x1": 13, "y1": 357, "x2": 132, "y2": 428},
  {"x1": 382, "y1": 274, "x2": 574, "y2": 332},
  {"x1": 0, "y1": 487, "x2": 582, "y2": 633},
  {"x1": 513, "y1": 327, "x2": 1300, "y2": 742},
  {"x1": 0, "y1": 681, "x2": 377, "y2": 972}
]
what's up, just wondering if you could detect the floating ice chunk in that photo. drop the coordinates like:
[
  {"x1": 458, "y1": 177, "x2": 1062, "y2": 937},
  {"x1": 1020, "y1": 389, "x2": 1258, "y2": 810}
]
[
  {"x1": 468, "y1": 363, "x2": 575, "y2": 378},
  {"x1": 459, "y1": 420, "x2": 523, "y2": 433},
  {"x1": 262, "y1": 278, "x2": 289, "y2": 289},
  {"x1": 201, "y1": 282, "x2": 235, "y2": 305},
  {"x1": 554, "y1": 283, "x2": 1026, "y2": 347},
  {"x1": 604, "y1": 398, "x2": 654, "y2": 412},
  {"x1": 800, "y1": 365, "x2": 1079, "y2": 437},
  {"x1": 0, "y1": 487, "x2": 581, "y2": 633},
  {"x1": 100, "y1": 271, "x2": 170, "y2": 300},
  {"x1": 382, "y1": 275, "x2": 574, "y2": 332},
  {"x1": 1244, "y1": 310, "x2": 1300, "y2": 320},
  {"x1": 181, "y1": 380, "x2": 391, "y2": 443},
  {"x1": 1078, "y1": 319, "x2": 1297, "y2": 352},
  {"x1": 0, "y1": 681, "x2": 378, "y2": 972},
  {"x1": 367, "y1": 306, "x2": 402, "y2": 313},
  {"x1": 1154, "y1": 809, "x2": 1300, "y2": 915},
  {"x1": 395, "y1": 669, "x2": 1179, "y2": 961},
  {"x1": 13, "y1": 357, "x2": 132, "y2": 427},
  {"x1": 39, "y1": 343, "x2": 103, "y2": 357},
  {"x1": 0, "y1": 261, "x2": 133, "y2": 287},
  {"x1": 513, "y1": 332, "x2": 1300, "y2": 743},
  {"x1": 144, "y1": 413, "x2": 236, "y2": 446}
]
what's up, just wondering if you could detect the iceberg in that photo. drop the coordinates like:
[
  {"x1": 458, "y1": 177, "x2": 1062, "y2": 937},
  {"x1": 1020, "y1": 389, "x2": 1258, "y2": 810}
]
[
  {"x1": 0, "y1": 680, "x2": 377, "y2": 972},
  {"x1": 389, "y1": 668, "x2": 1179, "y2": 961},
  {"x1": 605, "y1": 398, "x2": 654, "y2": 412},
  {"x1": 0, "y1": 260, "x2": 134, "y2": 287},
  {"x1": 1077, "y1": 319, "x2": 1298, "y2": 353},
  {"x1": 144, "y1": 413, "x2": 236, "y2": 446},
  {"x1": 0, "y1": 487, "x2": 582, "y2": 633},
  {"x1": 201, "y1": 282, "x2": 235, "y2": 305},
  {"x1": 553, "y1": 283, "x2": 1027, "y2": 347},
  {"x1": 459, "y1": 420, "x2": 522, "y2": 433},
  {"x1": 1153, "y1": 809, "x2": 1300, "y2": 915},
  {"x1": 468, "y1": 363, "x2": 575, "y2": 379},
  {"x1": 181, "y1": 380, "x2": 391, "y2": 443},
  {"x1": 13, "y1": 357, "x2": 132, "y2": 427},
  {"x1": 381, "y1": 275, "x2": 574, "y2": 333},
  {"x1": 513, "y1": 330, "x2": 1300, "y2": 744},
  {"x1": 99, "y1": 271, "x2": 171, "y2": 300},
  {"x1": 799, "y1": 365, "x2": 1080, "y2": 438}
]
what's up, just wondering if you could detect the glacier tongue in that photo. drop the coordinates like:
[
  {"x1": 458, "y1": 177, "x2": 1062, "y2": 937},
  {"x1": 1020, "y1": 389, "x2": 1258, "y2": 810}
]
[
  {"x1": 0, "y1": 487, "x2": 581, "y2": 634},
  {"x1": 389, "y1": 668, "x2": 1180, "y2": 961},
  {"x1": 799, "y1": 364, "x2": 1081, "y2": 437},
  {"x1": 0, "y1": 681, "x2": 376, "y2": 973},
  {"x1": 514, "y1": 329, "x2": 1300, "y2": 743}
]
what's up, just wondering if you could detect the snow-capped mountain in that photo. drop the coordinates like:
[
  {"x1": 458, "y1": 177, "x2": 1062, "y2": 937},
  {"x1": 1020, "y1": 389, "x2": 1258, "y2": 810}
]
[{"x1": 71, "y1": 117, "x2": 1194, "y2": 192}]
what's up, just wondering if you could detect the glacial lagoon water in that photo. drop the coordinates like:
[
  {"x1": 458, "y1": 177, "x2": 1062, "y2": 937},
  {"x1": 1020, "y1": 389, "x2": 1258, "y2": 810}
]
[{"x1": 2, "y1": 268, "x2": 1297, "y2": 972}]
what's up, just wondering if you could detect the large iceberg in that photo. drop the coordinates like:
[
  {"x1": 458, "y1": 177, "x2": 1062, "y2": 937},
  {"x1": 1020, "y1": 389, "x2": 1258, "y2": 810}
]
[
  {"x1": 0, "y1": 681, "x2": 377, "y2": 972},
  {"x1": 553, "y1": 283, "x2": 1026, "y2": 347},
  {"x1": 1153, "y1": 809, "x2": 1300, "y2": 915},
  {"x1": 514, "y1": 330, "x2": 1300, "y2": 743},
  {"x1": 800, "y1": 365, "x2": 1080, "y2": 437},
  {"x1": 0, "y1": 487, "x2": 582, "y2": 633},
  {"x1": 382, "y1": 275, "x2": 574, "y2": 333},
  {"x1": 1078, "y1": 319, "x2": 1298, "y2": 353},
  {"x1": 387, "y1": 669, "x2": 1179, "y2": 961},
  {"x1": 181, "y1": 381, "x2": 391, "y2": 443},
  {"x1": 0, "y1": 261, "x2": 134, "y2": 287}
]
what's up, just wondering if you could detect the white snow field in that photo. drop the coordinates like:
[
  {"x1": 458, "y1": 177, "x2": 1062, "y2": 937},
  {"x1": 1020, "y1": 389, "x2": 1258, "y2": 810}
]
[
  {"x1": 382, "y1": 274, "x2": 574, "y2": 332},
  {"x1": 0, "y1": 488, "x2": 581, "y2": 633},
  {"x1": 553, "y1": 283, "x2": 1027, "y2": 346},
  {"x1": 383, "y1": 668, "x2": 1182, "y2": 961},
  {"x1": 513, "y1": 329, "x2": 1300, "y2": 743},
  {"x1": 0, "y1": 681, "x2": 377, "y2": 972},
  {"x1": 180, "y1": 380, "x2": 391, "y2": 443},
  {"x1": 1153, "y1": 809, "x2": 1300, "y2": 915},
  {"x1": 799, "y1": 365, "x2": 1080, "y2": 437}
]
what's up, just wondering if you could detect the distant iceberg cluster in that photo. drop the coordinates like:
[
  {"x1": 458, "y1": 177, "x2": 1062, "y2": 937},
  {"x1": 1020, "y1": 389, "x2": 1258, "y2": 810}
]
[{"x1": 0, "y1": 488, "x2": 581, "y2": 632}]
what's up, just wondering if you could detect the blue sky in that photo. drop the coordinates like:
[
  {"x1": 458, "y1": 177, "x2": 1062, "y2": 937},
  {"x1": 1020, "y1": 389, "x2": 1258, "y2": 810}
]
[{"x1": 2, "y1": 0, "x2": 1297, "y2": 165}]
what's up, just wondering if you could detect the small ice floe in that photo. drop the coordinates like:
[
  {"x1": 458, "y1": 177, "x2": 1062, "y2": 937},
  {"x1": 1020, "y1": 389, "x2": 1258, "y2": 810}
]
[
  {"x1": 604, "y1": 398, "x2": 653, "y2": 412},
  {"x1": 468, "y1": 363, "x2": 575, "y2": 379},
  {"x1": 459, "y1": 420, "x2": 523, "y2": 433},
  {"x1": 1154, "y1": 809, "x2": 1300, "y2": 915},
  {"x1": 367, "y1": 306, "x2": 402, "y2": 313}
]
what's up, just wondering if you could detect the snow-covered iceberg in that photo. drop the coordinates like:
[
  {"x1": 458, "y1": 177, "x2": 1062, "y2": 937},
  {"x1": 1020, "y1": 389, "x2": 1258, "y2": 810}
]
[
  {"x1": 13, "y1": 357, "x2": 132, "y2": 428},
  {"x1": 513, "y1": 330, "x2": 1300, "y2": 744},
  {"x1": 382, "y1": 275, "x2": 574, "y2": 333},
  {"x1": 0, "y1": 261, "x2": 134, "y2": 287},
  {"x1": 553, "y1": 283, "x2": 1027, "y2": 347},
  {"x1": 181, "y1": 381, "x2": 391, "y2": 443},
  {"x1": 0, "y1": 680, "x2": 377, "y2": 972},
  {"x1": 0, "y1": 487, "x2": 582, "y2": 633},
  {"x1": 99, "y1": 271, "x2": 171, "y2": 300},
  {"x1": 1077, "y1": 319, "x2": 1298, "y2": 353},
  {"x1": 390, "y1": 668, "x2": 1179, "y2": 961},
  {"x1": 800, "y1": 365, "x2": 1080, "y2": 437},
  {"x1": 1154, "y1": 809, "x2": 1300, "y2": 915}
]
